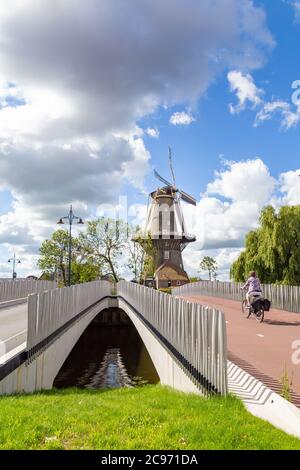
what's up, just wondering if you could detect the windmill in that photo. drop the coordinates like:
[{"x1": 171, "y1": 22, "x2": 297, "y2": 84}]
[{"x1": 142, "y1": 148, "x2": 196, "y2": 289}]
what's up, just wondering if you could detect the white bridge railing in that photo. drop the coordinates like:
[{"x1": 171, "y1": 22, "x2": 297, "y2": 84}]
[
  {"x1": 27, "y1": 281, "x2": 111, "y2": 350},
  {"x1": 0, "y1": 280, "x2": 57, "y2": 303},
  {"x1": 172, "y1": 280, "x2": 300, "y2": 314},
  {"x1": 118, "y1": 281, "x2": 228, "y2": 395}
]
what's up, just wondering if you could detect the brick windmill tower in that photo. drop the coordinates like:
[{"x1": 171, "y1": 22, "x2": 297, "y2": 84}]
[{"x1": 144, "y1": 149, "x2": 196, "y2": 289}]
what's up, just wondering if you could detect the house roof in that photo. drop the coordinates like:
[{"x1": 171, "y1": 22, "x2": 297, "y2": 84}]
[{"x1": 155, "y1": 261, "x2": 189, "y2": 281}]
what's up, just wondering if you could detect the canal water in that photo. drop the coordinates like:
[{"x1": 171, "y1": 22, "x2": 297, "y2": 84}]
[{"x1": 53, "y1": 308, "x2": 159, "y2": 389}]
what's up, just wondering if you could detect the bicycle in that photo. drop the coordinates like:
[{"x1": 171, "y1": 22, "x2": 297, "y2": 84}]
[{"x1": 241, "y1": 291, "x2": 265, "y2": 323}]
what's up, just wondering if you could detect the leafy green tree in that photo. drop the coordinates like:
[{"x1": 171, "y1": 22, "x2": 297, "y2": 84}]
[
  {"x1": 39, "y1": 219, "x2": 156, "y2": 286},
  {"x1": 38, "y1": 230, "x2": 74, "y2": 285},
  {"x1": 71, "y1": 261, "x2": 102, "y2": 284},
  {"x1": 231, "y1": 205, "x2": 300, "y2": 285},
  {"x1": 199, "y1": 256, "x2": 218, "y2": 281},
  {"x1": 127, "y1": 226, "x2": 145, "y2": 282},
  {"x1": 79, "y1": 217, "x2": 128, "y2": 282},
  {"x1": 38, "y1": 229, "x2": 101, "y2": 286},
  {"x1": 132, "y1": 231, "x2": 157, "y2": 282}
]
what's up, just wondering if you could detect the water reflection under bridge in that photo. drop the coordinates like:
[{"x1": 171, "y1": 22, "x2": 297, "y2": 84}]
[{"x1": 54, "y1": 308, "x2": 159, "y2": 389}]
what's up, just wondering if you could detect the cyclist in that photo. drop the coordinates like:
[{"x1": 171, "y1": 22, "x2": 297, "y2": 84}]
[{"x1": 241, "y1": 271, "x2": 263, "y2": 308}]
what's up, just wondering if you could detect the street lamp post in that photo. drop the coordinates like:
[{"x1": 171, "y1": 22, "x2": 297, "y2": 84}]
[
  {"x1": 57, "y1": 205, "x2": 84, "y2": 286},
  {"x1": 8, "y1": 254, "x2": 21, "y2": 280}
]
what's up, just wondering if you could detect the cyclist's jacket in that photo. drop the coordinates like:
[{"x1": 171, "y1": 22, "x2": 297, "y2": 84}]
[{"x1": 244, "y1": 277, "x2": 262, "y2": 294}]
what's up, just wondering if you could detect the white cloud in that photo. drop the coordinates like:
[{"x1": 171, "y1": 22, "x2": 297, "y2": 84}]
[
  {"x1": 122, "y1": 138, "x2": 151, "y2": 188},
  {"x1": 170, "y1": 112, "x2": 195, "y2": 126},
  {"x1": 184, "y1": 247, "x2": 243, "y2": 280},
  {"x1": 228, "y1": 71, "x2": 300, "y2": 129},
  {"x1": 228, "y1": 70, "x2": 263, "y2": 113},
  {"x1": 0, "y1": 0, "x2": 274, "y2": 276},
  {"x1": 206, "y1": 158, "x2": 276, "y2": 204},
  {"x1": 255, "y1": 100, "x2": 300, "y2": 130},
  {"x1": 278, "y1": 169, "x2": 300, "y2": 205},
  {"x1": 290, "y1": 1, "x2": 300, "y2": 22},
  {"x1": 146, "y1": 128, "x2": 159, "y2": 139},
  {"x1": 181, "y1": 159, "x2": 276, "y2": 279}
]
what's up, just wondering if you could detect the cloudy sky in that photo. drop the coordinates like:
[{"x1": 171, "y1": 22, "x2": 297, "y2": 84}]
[{"x1": 0, "y1": 0, "x2": 299, "y2": 279}]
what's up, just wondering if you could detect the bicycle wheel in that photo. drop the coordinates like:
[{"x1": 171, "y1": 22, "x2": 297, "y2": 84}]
[
  {"x1": 242, "y1": 299, "x2": 251, "y2": 318},
  {"x1": 254, "y1": 308, "x2": 265, "y2": 323}
]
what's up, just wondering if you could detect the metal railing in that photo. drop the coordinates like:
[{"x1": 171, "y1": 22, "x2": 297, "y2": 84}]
[
  {"x1": 118, "y1": 281, "x2": 228, "y2": 395},
  {"x1": 27, "y1": 281, "x2": 111, "y2": 350},
  {"x1": 0, "y1": 280, "x2": 58, "y2": 303},
  {"x1": 172, "y1": 281, "x2": 300, "y2": 314}
]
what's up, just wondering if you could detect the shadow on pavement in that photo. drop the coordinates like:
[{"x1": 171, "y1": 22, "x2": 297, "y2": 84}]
[{"x1": 263, "y1": 319, "x2": 300, "y2": 327}]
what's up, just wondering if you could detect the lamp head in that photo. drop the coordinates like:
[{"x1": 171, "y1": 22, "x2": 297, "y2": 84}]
[
  {"x1": 77, "y1": 218, "x2": 84, "y2": 225},
  {"x1": 57, "y1": 218, "x2": 64, "y2": 225}
]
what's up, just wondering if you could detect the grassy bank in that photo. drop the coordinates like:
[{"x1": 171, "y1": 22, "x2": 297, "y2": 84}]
[{"x1": 0, "y1": 385, "x2": 299, "y2": 450}]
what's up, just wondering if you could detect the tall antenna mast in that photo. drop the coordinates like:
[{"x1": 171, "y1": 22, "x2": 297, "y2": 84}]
[{"x1": 168, "y1": 146, "x2": 176, "y2": 187}]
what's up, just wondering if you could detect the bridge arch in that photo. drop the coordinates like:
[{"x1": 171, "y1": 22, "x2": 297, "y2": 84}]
[
  {"x1": 53, "y1": 306, "x2": 160, "y2": 389},
  {"x1": 0, "y1": 281, "x2": 228, "y2": 397}
]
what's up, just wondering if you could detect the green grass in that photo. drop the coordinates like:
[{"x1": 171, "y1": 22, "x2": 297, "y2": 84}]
[{"x1": 0, "y1": 385, "x2": 299, "y2": 450}]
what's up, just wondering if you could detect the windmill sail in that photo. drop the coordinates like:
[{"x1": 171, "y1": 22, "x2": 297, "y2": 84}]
[
  {"x1": 179, "y1": 190, "x2": 197, "y2": 206},
  {"x1": 154, "y1": 149, "x2": 196, "y2": 206},
  {"x1": 154, "y1": 169, "x2": 172, "y2": 187},
  {"x1": 168, "y1": 147, "x2": 176, "y2": 187}
]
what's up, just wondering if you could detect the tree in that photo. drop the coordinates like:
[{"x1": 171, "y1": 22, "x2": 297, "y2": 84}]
[
  {"x1": 38, "y1": 229, "x2": 74, "y2": 285},
  {"x1": 231, "y1": 205, "x2": 300, "y2": 285},
  {"x1": 71, "y1": 261, "x2": 102, "y2": 285},
  {"x1": 132, "y1": 230, "x2": 157, "y2": 283},
  {"x1": 199, "y1": 256, "x2": 218, "y2": 281},
  {"x1": 127, "y1": 226, "x2": 145, "y2": 282},
  {"x1": 38, "y1": 229, "x2": 101, "y2": 286},
  {"x1": 79, "y1": 217, "x2": 128, "y2": 282}
]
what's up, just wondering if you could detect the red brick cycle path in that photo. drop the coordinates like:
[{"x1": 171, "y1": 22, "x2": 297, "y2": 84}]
[{"x1": 180, "y1": 295, "x2": 300, "y2": 407}]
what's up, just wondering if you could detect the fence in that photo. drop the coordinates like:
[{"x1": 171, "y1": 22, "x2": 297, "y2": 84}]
[
  {"x1": 118, "y1": 281, "x2": 228, "y2": 395},
  {"x1": 172, "y1": 281, "x2": 300, "y2": 314},
  {"x1": 0, "y1": 280, "x2": 58, "y2": 303},
  {"x1": 27, "y1": 280, "x2": 111, "y2": 350}
]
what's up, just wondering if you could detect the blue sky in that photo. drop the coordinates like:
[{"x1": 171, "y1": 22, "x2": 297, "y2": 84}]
[
  {"x1": 0, "y1": 0, "x2": 299, "y2": 279},
  {"x1": 140, "y1": 0, "x2": 300, "y2": 199}
]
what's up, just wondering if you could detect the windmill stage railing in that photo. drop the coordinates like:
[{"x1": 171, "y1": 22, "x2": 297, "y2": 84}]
[
  {"x1": 172, "y1": 280, "x2": 300, "y2": 314},
  {"x1": 0, "y1": 280, "x2": 57, "y2": 303},
  {"x1": 117, "y1": 281, "x2": 228, "y2": 395}
]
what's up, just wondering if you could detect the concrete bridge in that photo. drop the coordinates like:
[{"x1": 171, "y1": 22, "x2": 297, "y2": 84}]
[
  {"x1": 0, "y1": 280, "x2": 227, "y2": 397},
  {"x1": 2, "y1": 278, "x2": 300, "y2": 438}
]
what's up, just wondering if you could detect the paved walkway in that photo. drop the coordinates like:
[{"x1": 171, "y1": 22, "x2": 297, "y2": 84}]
[{"x1": 180, "y1": 295, "x2": 300, "y2": 406}]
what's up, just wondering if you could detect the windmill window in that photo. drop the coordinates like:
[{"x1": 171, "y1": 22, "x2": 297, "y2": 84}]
[{"x1": 164, "y1": 251, "x2": 170, "y2": 260}]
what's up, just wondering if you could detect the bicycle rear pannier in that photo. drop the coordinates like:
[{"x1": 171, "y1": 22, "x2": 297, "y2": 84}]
[
  {"x1": 251, "y1": 299, "x2": 262, "y2": 313},
  {"x1": 263, "y1": 299, "x2": 271, "y2": 311}
]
